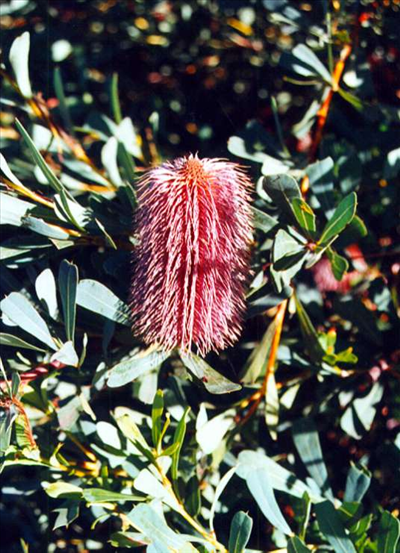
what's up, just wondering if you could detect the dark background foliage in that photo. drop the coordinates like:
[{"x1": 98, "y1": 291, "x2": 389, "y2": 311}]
[{"x1": 0, "y1": 0, "x2": 399, "y2": 552}]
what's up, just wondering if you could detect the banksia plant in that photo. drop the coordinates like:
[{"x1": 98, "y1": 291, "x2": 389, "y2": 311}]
[{"x1": 130, "y1": 154, "x2": 253, "y2": 356}]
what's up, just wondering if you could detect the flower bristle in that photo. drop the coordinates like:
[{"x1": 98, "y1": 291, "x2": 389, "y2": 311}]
[{"x1": 130, "y1": 154, "x2": 253, "y2": 356}]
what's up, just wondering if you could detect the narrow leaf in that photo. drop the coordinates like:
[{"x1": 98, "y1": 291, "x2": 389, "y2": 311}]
[
  {"x1": 228, "y1": 511, "x2": 253, "y2": 553},
  {"x1": 59, "y1": 260, "x2": 78, "y2": 342},
  {"x1": 0, "y1": 292, "x2": 57, "y2": 350},
  {"x1": 76, "y1": 279, "x2": 130, "y2": 326},
  {"x1": 319, "y1": 193, "x2": 357, "y2": 246},
  {"x1": 292, "y1": 418, "x2": 334, "y2": 500},
  {"x1": 315, "y1": 500, "x2": 356, "y2": 553},
  {"x1": 9, "y1": 32, "x2": 33, "y2": 99}
]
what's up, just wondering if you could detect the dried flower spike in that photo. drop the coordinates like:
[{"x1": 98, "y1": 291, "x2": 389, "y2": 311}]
[{"x1": 130, "y1": 154, "x2": 253, "y2": 356}]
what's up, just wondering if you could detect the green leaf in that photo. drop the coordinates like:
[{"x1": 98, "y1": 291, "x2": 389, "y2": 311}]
[
  {"x1": 338, "y1": 88, "x2": 363, "y2": 111},
  {"x1": 287, "y1": 536, "x2": 311, "y2": 552},
  {"x1": 35, "y1": 268, "x2": 58, "y2": 319},
  {"x1": 45, "y1": 482, "x2": 83, "y2": 499},
  {"x1": 265, "y1": 372, "x2": 279, "y2": 441},
  {"x1": 340, "y1": 382, "x2": 384, "y2": 439},
  {"x1": 292, "y1": 198, "x2": 316, "y2": 236},
  {"x1": 263, "y1": 174, "x2": 301, "y2": 222},
  {"x1": 180, "y1": 352, "x2": 241, "y2": 394},
  {"x1": 51, "y1": 341, "x2": 79, "y2": 367},
  {"x1": 171, "y1": 407, "x2": 190, "y2": 485},
  {"x1": 327, "y1": 249, "x2": 349, "y2": 281},
  {"x1": 114, "y1": 407, "x2": 152, "y2": 458},
  {"x1": 294, "y1": 295, "x2": 325, "y2": 363},
  {"x1": 76, "y1": 279, "x2": 130, "y2": 326},
  {"x1": 102, "y1": 136, "x2": 123, "y2": 187},
  {"x1": 344, "y1": 463, "x2": 371, "y2": 503},
  {"x1": 210, "y1": 466, "x2": 238, "y2": 531},
  {"x1": 127, "y1": 504, "x2": 191, "y2": 550},
  {"x1": 246, "y1": 467, "x2": 292, "y2": 535},
  {"x1": 83, "y1": 488, "x2": 143, "y2": 503},
  {"x1": 151, "y1": 390, "x2": 164, "y2": 449},
  {"x1": 292, "y1": 418, "x2": 334, "y2": 500},
  {"x1": 22, "y1": 216, "x2": 71, "y2": 240},
  {"x1": 108, "y1": 350, "x2": 169, "y2": 388},
  {"x1": 0, "y1": 193, "x2": 34, "y2": 227},
  {"x1": 290, "y1": 44, "x2": 333, "y2": 84},
  {"x1": 377, "y1": 511, "x2": 400, "y2": 553},
  {"x1": 59, "y1": 260, "x2": 78, "y2": 343},
  {"x1": 53, "y1": 67, "x2": 74, "y2": 132},
  {"x1": 110, "y1": 72, "x2": 122, "y2": 124},
  {"x1": 15, "y1": 119, "x2": 84, "y2": 231},
  {"x1": 273, "y1": 229, "x2": 306, "y2": 270},
  {"x1": 299, "y1": 491, "x2": 311, "y2": 540},
  {"x1": 196, "y1": 410, "x2": 235, "y2": 454},
  {"x1": 9, "y1": 32, "x2": 33, "y2": 99},
  {"x1": 0, "y1": 292, "x2": 57, "y2": 350},
  {"x1": 228, "y1": 511, "x2": 253, "y2": 553},
  {"x1": 315, "y1": 500, "x2": 357, "y2": 553},
  {"x1": 319, "y1": 193, "x2": 357, "y2": 246},
  {"x1": 237, "y1": 450, "x2": 321, "y2": 501},
  {"x1": 53, "y1": 500, "x2": 80, "y2": 530},
  {"x1": 241, "y1": 317, "x2": 277, "y2": 384},
  {"x1": 252, "y1": 206, "x2": 279, "y2": 234},
  {"x1": 0, "y1": 333, "x2": 47, "y2": 352}
]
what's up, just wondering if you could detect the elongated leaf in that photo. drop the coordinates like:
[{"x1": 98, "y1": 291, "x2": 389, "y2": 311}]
[
  {"x1": 59, "y1": 260, "x2": 78, "y2": 342},
  {"x1": 292, "y1": 198, "x2": 316, "y2": 236},
  {"x1": 127, "y1": 504, "x2": 190, "y2": 549},
  {"x1": 15, "y1": 119, "x2": 84, "y2": 230},
  {"x1": 377, "y1": 511, "x2": 400, "y2": 553},
  {"x1": 228, "y1": 511, "x2": 253, "y2": 553},
  {"x1": 210, "y1": 466, "x2": 238, "y2": 532},
  {"x1": 241, "y1": 318, "x2": 277, "y2": 384},
  {"x1": 108, "y1": 351, "x2": 169, "y2": 388},
  {"x1": 315, "y1": 500, "x2": 356, "y2": 553},
  {"x1": 291, "y1": 44, "x2": 332, "y2": 84},
  {"x1": 294, "y1": 295, "x2": 325, "y2": 363},
  {"x1": 287, "y1": 536, "x2": 311, "y2": 552},
  {"x1": 22, "y1": 216, "x2": 70, "y2": 240},
  {"x1": 9, "y1": 32, "x2": 33, "y2": 99},
  {"x1": 319, "y1": 193, "x2": 357, "y2": 246},
  {"x1": 114, "y1": 407, "x2": 152, "y2": 457},
  {"x1": 102, "y1": 136, "x2": 123, "y2": 187},
  {"x1": 263, "y1": 174, "x2": 301, "y2": 222},
  {"x1": 252, "y1": 206, "x2": 279, "y2": 234},
  {"x1": 53, "y1": 67, "x2": 73, "y2": 132},
  {"x1": 327, "y1": 249, "x2": 349, "y2": 281},
  {"x1": 0, "y1": 292, "x2": 57, "y2": 350},
  {"x1": 246, "y1": 467, "x2": 292, "y2": 535},
  {"x1": 51, "y1": 341, "x2": 79, "y2": 367},
  {"x1": 292, "y1": 418, "x2": 333, "y2": 500},
  {"x1": 0, "y1": 333, "x2": 47, "y2": 352},
  {"x1": 273, "y1": 229, "x2": 306, "y2": 270},
  {"x1": 196, "y1": 411, "x2": 235, "y2": 455},
  {"x1": 110, "y1": 72, "x2": 122, "y2": 124},
  {"x1": 35, "y1": 268, "x2": 58, "y2": 319},
  {"x1": 83, "y1": 488, "x2": 143, "y2": 503},
  {"x1": 151, "y1": 390, "x2": 164, "y2": 449},
  {"x1": 45, "y1": 482, "x2": 83, "y2": 499},
  {"x1": 76, "y1": 279, "x2": 130, "y2": 326},
  {"x1": 265, "y1": 372, "x2": 279, "y2": 441},
  {"x1": 180, "y1": 352, "x2": 241, "y2": 394},
  {"x1": 344, "y1": 463, "x2": 371, "y2": 503},
  {"x1": 53, "y1": 500, "x2": 79, "y2": 530},
  {"x1": 237, "y1": 450, "x2": 320, "y2": 501},
  {"x1": 171, "y1": 407, "x2": 190, "y2": 485},
  {"x1": 0, "y1": 193, "x2": 35, "y2": 227}
]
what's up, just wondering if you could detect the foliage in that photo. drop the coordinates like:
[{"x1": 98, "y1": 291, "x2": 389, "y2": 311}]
[{"x1": 1, "y1": 1, "x2": 399, "y2": 552}]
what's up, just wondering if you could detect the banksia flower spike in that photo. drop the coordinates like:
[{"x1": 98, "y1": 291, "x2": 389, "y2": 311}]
[{"x1": 130, "y1": 154, "x2": 253, "y2": 357}]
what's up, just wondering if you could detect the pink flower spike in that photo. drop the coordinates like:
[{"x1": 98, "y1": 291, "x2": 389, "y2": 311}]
[{"x1": 130, "y1": 154, "x2": 253, "y2": 356}]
